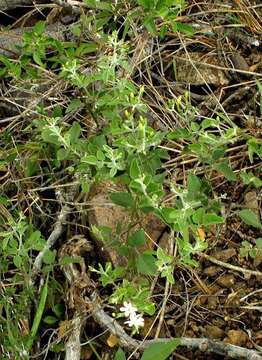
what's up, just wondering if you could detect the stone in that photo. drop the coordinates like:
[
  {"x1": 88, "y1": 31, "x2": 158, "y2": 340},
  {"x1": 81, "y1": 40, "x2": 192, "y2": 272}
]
[
  {"x1": 216, "y1": 274, "x2": 235, "y2": 288},
  {"x1": 88, "y1": 181, "x2": 166, "y2": 266},
  {"x1": 174, "y1": 52, "x2": 229, "y2": 86},
  {"x1": 205, "y1": 325, "x2": 224, "y2": 339},
  {"x1": 224, "y1": 329, "x2": 248, "y2": 346}
]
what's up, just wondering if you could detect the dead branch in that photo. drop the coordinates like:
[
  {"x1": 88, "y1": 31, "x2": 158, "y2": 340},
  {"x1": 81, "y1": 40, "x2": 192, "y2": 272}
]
[
  {"x1": 89, "y1": 292, "x2": 262, "y2": 360},
  {"x1": 0, "y1": 0, "x2": 34, "y2": 11},
  {"x1": 201, "y1": 253, "x2": 262, "y2": 277},
  {"x1": 59, "y1": 234, "x2": 93, "y2": 360},
  {"x1": 64, "y1": 311, "x2": 87, "y2": 360},
  {"x1": 30, "y1": 189, "x2": 72, "y2": 284},
  {"x1": 52, "y1": 0, "x2": 81, "y2": 14}
]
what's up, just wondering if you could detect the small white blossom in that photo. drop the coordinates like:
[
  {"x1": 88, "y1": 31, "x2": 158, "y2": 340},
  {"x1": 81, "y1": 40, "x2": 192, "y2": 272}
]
[
  {"x1": 125, "y1": 312, "x2": 144, "y2": 331},
  {"x1": 120, "y1": 301, "x2": 138, "y2": 318},
  {"x1": 252, "y1": 39, "x2": 259, "y2": 47},
  {"x1": 120, "y1": 301, "x2": 144, "y2": 332},
  {"x1": 19, "y1": 349, "x2": 28, "y2": 358}
]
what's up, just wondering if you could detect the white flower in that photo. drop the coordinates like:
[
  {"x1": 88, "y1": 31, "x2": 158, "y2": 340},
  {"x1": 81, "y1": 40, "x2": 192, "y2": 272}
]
[
  {"x1": 19, "y1": 349, "x2": 28, "y2": 358},
  {"x1": 119, "y1": 301, "x2": 144, "y2": 332},
  {"x1": 125, "y1": 312, "x2": 144, "y2": 331},
  {"x1": 120, "y1": 301, "x2": 138, "y2": 318}
]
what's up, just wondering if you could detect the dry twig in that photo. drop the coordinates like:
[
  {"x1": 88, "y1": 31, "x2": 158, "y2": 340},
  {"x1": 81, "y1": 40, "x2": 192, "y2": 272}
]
[
  {"x1": 64, "y1": 312, "x2": 87, "y2": 360},
  {"x1": 30, "y1": 189, "x2": 72, "y2": 284},
  {"x1": 0, "y1": 0, "x2": 33, "y2": 11},
  {"x1": 89, "y1": 292, "x2": 262, "y2": 360},
  {"x1": 59, "y1": 234, "x2": 93, "y2": 360},
  {"x1": 201, "y1": 253, "x2": 262, "y2": 277}
]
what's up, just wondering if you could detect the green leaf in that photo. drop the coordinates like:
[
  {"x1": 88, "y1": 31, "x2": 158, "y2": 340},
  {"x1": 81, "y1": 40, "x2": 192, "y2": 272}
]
[
  {"x1": 247, "y1": 138, "x2": 261, "y2": 163},
  {"x1": 128, "y1": 229, "x2": 145, "y2": 247},
  {"x1": 83, "y1": 0, "x2": 112, "y2": 10},
  {"x1": 41, "y1": 128, "x2": 60, "y2": 145},
  {"x1": 110, "y1": 167, "x2": 117, "y2": 177},
  {"x1": 42, "y1": 249, "x2": 56, "y2": 265},
  {"x1": 256, "y1": 238, "x2": 262, "y2": 248},
  {"x1": 33, "y1": 21, "x2": 45, "y2": 35},
  {"x1": 26, "y1": 274, "x2": 49, "y2": 350},
  {"x1": 201, "y1": 118, "x2": 220, "y2": 129},
  {"x1": 188, "y1": 174, "x2": 201, "y2": 193},
  {"x1": 75, "y1": 42, "x2": 97, "y2": 56},
  {"x1": 57, "y1": 148, "x2": 70, "y2": 161},
  {"x1": 167, "y1": 128, "x2": 192, "y2": 141},
  {"x1": 0, "y1": 55, "x2": 12, "y2": 68},
  {"x1": 192, "y1": 208, "x2": 204, "y2": 224},
  {"x1": 212, "y1": 147, "x2": 226, "y2": 161},
  {"x1": 143, "y1": 16, "x2": 157, "y2": 34},
  {"x1": 82, "y1": 155, "x2": 98, "y2": 165},
  {"x1": 28, "y1": 230, "x2": 41, "y2": 244},
  {"x1": 43, "y1": 315, "x2": 58, "y2": 325},
  {"x1": 69, "y1": 121, "x2": 81, "y2": 143},
  {"x1": 159, "y1": 24, "x2": 168, "y2": 39},
  {"x1": 97, "y1": 150, "x2": 105, "y2": 161},
  {"x1": 110, "y1": 192, "x2": 135, "y2": 208},
  {"x1": 141, "y1": 302, "x2": 156, "y2": 316},
  {"x1": 31, "y1": 238, "x2": 45, "y2": 251},
  {"x1": 0, "y1": 195, "x2": 10, "y2": 206},
  {"x1": 256, "y1": 79, "x2": 262, "y2": 94},
  {"x1": 249, "y1": 248, "x2": 257, "y2": 258},
  {"x1": 25, "y1": 158, "x2": 38, "y2": 177},
  {"x1": 177, "y1": 22, "x2": 194, "y2": 36},
  {"x1": 214, "y1": 161, "x2": 237, "y2": 181},
  {"x1": 160, "y1": 208, "x2": 181, "y2": 224},
  {"x1": 81, "y1": 181, "x2": 90, "y2": 193},
  {"x1": 202, "y1": 213, "x2": 224, "y2": 226},
  {"x1": 13, "y1": 255, "x2": 22, "y2": 268},
  {"x1": 256, "y1": 80, "x2": 262, "y2": 116},
  {"x1": 240, "y1": 171, "x2": 262, "y2": 188},
  {"x1": 53, "y1": 304, "x2": 65, "y2": 318},
  {"x1": 130, "y1": 158, "x2": 140, "y2": 179},
  {"x1": 33, "y1": 51, "x2": 44, "y2": 67},
  {"x1": 114, "y1": 348, "x2": 126, "y2": 360},
  {"x1": 172, "y1": 21, "x2": 178, "y2": 32},
  {"x1": 66, "y1": 99, "x2": 83, "y2": 113},
  {"x1": 156, "y1": 247, "x2": 172, "y2": 264},
  {"x1": 141, "y1": 339, "x2": 181, "y2": 360},
  {"x1": 137, "y1": 0, "x2": 152, "y2": 10},
  {"x1": 238, "y1": 209, "x2": 262, "y2": 229},
  {"x1": 136, "y1": 253, "x2": 157, "y2": 275},
  {"x1": 9, "y1": 63, "x2": 21, "y2": 78}
]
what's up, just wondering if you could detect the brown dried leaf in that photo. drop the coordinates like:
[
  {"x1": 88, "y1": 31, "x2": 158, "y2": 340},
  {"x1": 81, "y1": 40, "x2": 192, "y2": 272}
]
[{"x1": 107, "y1": 334, "x2": 119, "y2": 348}]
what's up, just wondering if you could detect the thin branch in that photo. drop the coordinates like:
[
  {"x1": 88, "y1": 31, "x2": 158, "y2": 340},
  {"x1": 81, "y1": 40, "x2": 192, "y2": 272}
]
[
  {"x1": 30, "y1": 190, "x2": 72, "y2": 284},
  {"x1": 52, "y1": 0, "x2": 81, "y2": 14},
  {"x1": 89, "y1": 292, "x2": 262, "y2": 360},
  {"x1": 201, "y1": 253, "x2": 262, "y2": 277},
  {"x1": 65, "y1": 311, "x2": 86, "y2": 360},
  {"x1": 0, "y1": 0, "x2": 33, "y2": 11},
  {"x1": 59, "y1": 233, "x2": 92, "y2": 360}
]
